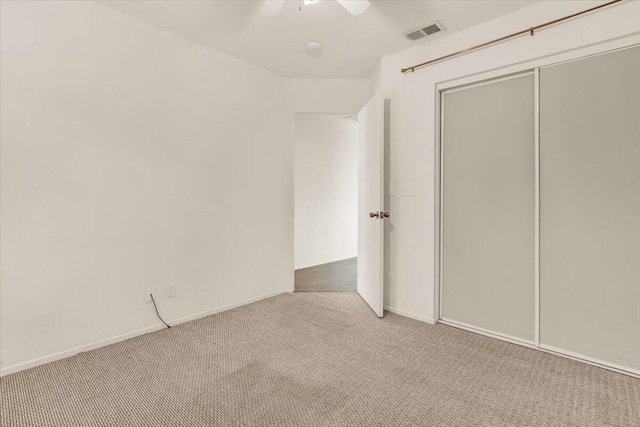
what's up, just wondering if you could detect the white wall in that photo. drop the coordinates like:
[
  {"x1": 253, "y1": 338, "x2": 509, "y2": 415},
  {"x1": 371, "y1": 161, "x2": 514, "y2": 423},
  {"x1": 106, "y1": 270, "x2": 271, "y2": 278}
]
[
  {"x1": 4, "y1": 0, "x2": 633, "y2": 376},
  {"x1": 286, "y1": 78, "x2": 371, "y2": 114},
  {"x1": 295, "y1": 115, "x2": 358, "y2": 269},
  {"x1": 0, "y1": 0, "x2": 293, "y2": 374},
  {"x1": 376, "y1": 0, "x2": 640, "y2": 322}
]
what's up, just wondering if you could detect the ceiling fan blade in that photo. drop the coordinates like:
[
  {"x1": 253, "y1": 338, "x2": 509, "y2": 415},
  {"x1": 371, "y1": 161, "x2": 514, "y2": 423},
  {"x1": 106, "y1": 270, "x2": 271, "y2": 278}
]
[
  {"x1": 336, "y1": 0, "x2": 370, "y2": 16},
  {"x1": 260, "y1": 0, "x2": 286, "y2": 16}
]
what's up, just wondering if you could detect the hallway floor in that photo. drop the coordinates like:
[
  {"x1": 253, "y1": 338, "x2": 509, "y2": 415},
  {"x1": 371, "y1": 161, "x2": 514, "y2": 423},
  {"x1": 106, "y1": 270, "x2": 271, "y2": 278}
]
[{"x1": 294, "y1": 258, "x2": 357, "y2": 292}]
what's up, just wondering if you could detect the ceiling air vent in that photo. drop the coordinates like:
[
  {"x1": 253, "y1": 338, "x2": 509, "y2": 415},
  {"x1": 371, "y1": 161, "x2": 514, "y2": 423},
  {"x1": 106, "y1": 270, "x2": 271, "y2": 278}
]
[{"x1": 403, "y1": 21, "x2": 446, "y2": 42}]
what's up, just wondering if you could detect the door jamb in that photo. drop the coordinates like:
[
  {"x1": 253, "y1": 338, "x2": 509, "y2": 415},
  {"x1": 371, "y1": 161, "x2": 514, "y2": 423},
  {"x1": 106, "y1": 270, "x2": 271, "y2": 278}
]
[{"x1": 290, "y1": 110, "x2": 361, "y2": 293}]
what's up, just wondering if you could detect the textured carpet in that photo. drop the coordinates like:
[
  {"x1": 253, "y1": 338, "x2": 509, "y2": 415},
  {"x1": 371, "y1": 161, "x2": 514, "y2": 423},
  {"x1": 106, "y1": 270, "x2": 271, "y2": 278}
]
[{"x1": 1, "y1": 292, "x2": 639, "y2": 427}]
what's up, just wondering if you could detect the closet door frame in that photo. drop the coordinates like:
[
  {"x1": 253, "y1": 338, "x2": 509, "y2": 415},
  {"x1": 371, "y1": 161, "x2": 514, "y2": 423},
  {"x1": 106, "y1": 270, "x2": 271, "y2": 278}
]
[
  {"x1": 433, "y1": 36, "x2": 640, "y2": 378},
  {"x1": 439, "y1": 71, "x2": 537, "y2": 345}
]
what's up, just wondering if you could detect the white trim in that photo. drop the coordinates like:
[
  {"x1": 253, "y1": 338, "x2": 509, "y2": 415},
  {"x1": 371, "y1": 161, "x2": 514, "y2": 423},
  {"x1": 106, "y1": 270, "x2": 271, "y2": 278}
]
[
  {"x1": 432, "y1": 90, "x2": 442, "y2": 322},
  {"x1": 437, "y1": 69, "x2": 534, "y2": 324},
  {"x1": 442, "y1": 70, "x2": 534, "y2": 94},
  {"x1": 533, "y1": 67, "x2": 540, "y2": 347},
  {"x1": 440, "y1": 319, "x2": 640, "y2": 379},
  {"x1": 436, "y1": 34, "x2": 640, "y2": 92},
  {"x1": 538, "y1": 344, "x2": 640, "y2": 379},
  {"x1": 538, "y1": 38, "x2": 640, "y2": 71},
  {"x1": 291, "y1": 108, "x2": 360, "y2": 289},
  {"x1": 436, "y1": 90, "x2": 445, "y2": 321},
  {"x1": 439, "y1": 318, "x2": 535, "y2": 347},
  {"x1": 384, "y1": 306, "x2": 435, "y2": 324},
  {"x1": 434, "y1": 33, "x2": 640, "y2": 327},
  {"x1": 294, "y1": 256, "x2": 356, "y2": 270},
  {"x1": 375, "y1": 98, "x2": 387, "y2": 318},
  {"x1": 435, "y1": 36, "x2": 640, "y2": 378},
  {"x1": 1, "y1": 289, "x2": 291, "y2": 377},
  {"x1": 289, "y1": 109, "x2": 297, "y2": 293}
]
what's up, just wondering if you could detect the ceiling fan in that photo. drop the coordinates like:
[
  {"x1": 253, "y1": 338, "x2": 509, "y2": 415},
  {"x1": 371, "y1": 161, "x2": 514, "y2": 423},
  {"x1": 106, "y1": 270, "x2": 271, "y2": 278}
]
[{"x1": 260, "y1": 0, "x2": 371, "y2": 17}]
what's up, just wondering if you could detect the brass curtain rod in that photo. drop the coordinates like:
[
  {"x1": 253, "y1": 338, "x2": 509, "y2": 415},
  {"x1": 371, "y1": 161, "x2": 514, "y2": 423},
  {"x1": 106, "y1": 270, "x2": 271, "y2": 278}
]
[{"x1": 400, "y1": 0, "x2": 624, "y2": 74}]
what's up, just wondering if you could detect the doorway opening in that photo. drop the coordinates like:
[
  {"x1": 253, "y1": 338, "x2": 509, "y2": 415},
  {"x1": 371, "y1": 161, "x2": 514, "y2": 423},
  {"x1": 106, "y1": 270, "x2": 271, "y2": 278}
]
[{"x1": 294, "y1": 113, "x2": 358, "y2": 292}]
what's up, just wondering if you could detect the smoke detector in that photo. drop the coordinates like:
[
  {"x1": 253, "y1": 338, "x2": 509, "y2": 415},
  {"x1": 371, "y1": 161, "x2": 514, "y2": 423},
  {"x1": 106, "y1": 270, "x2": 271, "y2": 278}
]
[
  {"x1": 403, "y1": 21, "x2": 446, "y2": 42},
  {"x1": 305, "y1": 41, "x2": 323, "y2": 57}
]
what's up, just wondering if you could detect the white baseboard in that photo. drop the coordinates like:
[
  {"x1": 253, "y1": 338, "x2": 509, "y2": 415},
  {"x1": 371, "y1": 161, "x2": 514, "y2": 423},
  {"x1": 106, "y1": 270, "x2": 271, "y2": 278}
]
[
  {"x1": 1, "y1": 289, "x2": 291, "y2": 377},
  {"x1": 384, "y1": 306, "x2": 435, "y2": 324},
  {"x1": 294, "y1": 255, "x2": 356, "y2": 270}
]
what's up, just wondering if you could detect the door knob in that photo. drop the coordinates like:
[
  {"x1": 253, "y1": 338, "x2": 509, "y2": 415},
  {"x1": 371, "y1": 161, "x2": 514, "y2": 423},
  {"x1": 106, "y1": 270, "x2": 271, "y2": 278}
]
[
  {"x1": 369, "y1": 211, "x2": 380, "y2": 218},
  {"x1": 383, "y1": 212, "x2": 390, "y2": 218}
]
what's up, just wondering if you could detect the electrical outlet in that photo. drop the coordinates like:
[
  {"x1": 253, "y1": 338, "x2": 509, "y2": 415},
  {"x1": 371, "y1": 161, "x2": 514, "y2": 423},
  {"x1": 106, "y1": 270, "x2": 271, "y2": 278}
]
[
  {"x1": 146, "y1": 286, "x2": 156, "y2": 304},
  {"x1": 387, "y1": 275, "x2": 395, "y2": 287},
  {"x1": 166, "y1": 282, "x2": 176, "y2": 298}
]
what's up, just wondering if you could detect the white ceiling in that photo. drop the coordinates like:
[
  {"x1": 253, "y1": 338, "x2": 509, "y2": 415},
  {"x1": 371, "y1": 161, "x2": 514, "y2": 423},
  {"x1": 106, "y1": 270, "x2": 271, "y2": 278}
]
[{"x1": 98, "y1": 0, "x2": 540, "y2": 79}]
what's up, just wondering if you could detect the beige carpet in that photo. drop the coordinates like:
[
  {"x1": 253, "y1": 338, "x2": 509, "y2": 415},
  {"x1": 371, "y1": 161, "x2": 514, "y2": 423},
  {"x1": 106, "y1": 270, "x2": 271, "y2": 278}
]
[{"x1": 1, "y1": 292, "x2": 638, "y2": 427}]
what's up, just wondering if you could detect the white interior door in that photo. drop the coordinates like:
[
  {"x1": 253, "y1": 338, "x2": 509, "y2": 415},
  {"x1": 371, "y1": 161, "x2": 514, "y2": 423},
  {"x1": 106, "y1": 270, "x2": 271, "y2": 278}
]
[{"x1": 357, "y1": 95, "x2": 385, "y2": 317}]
